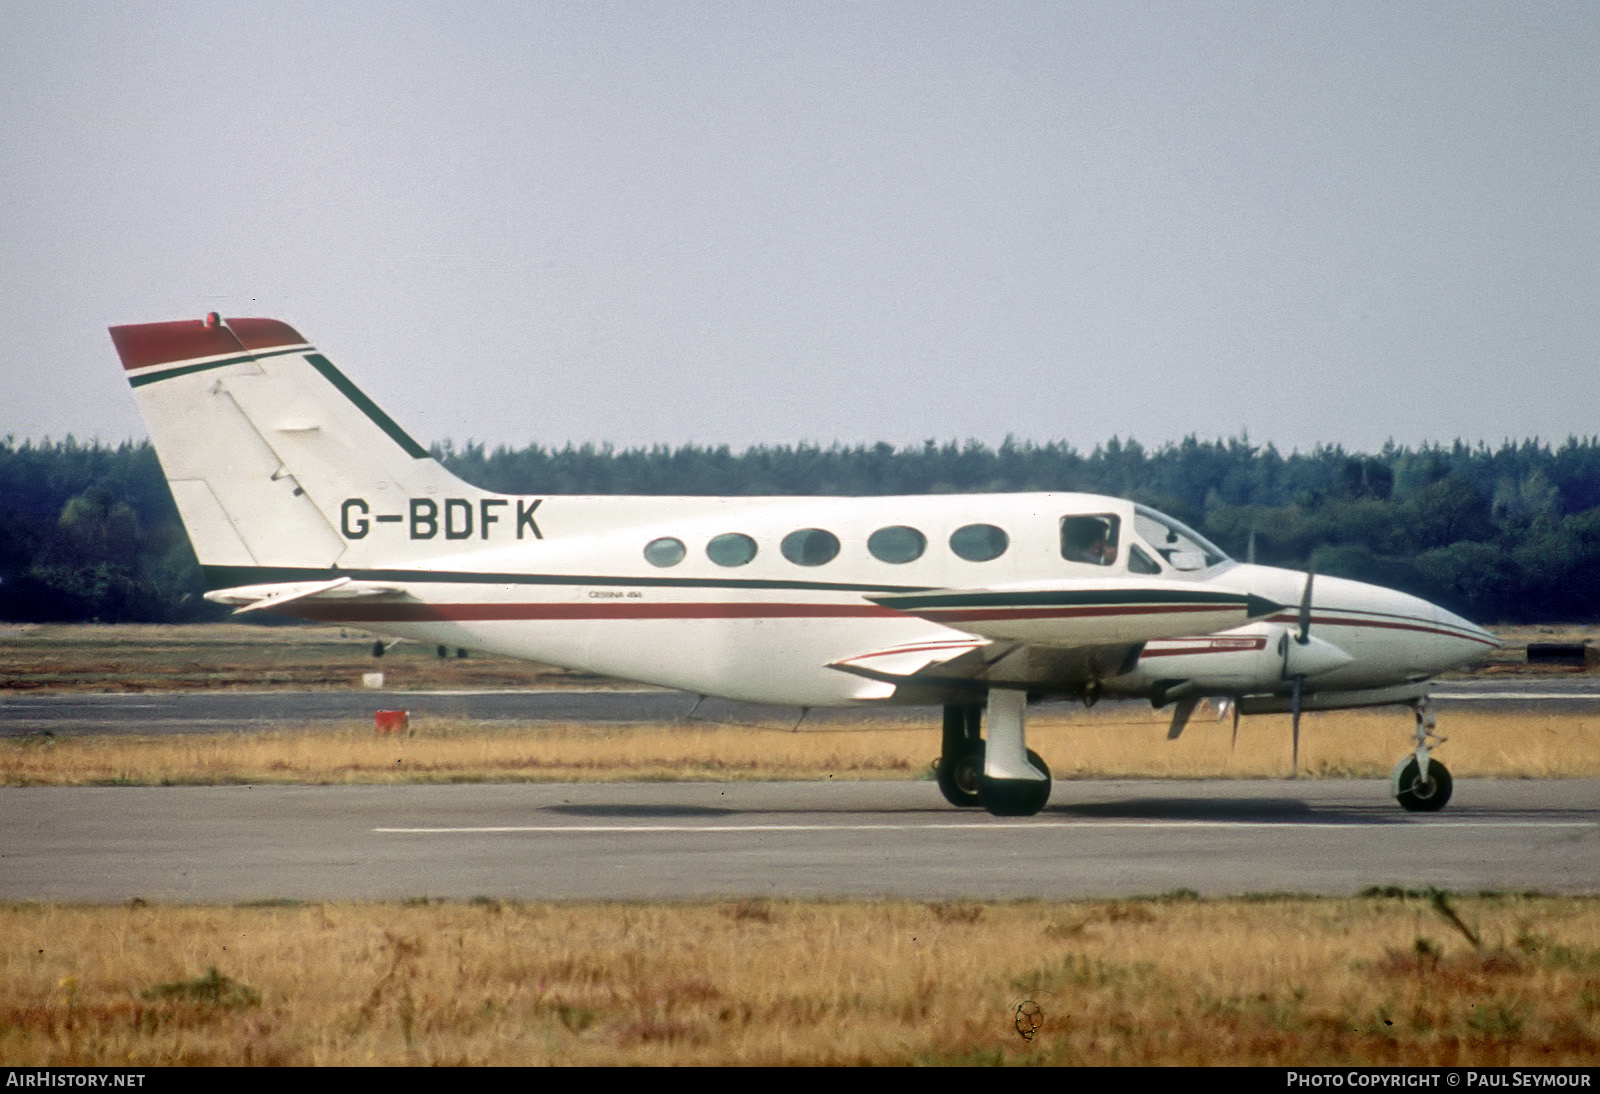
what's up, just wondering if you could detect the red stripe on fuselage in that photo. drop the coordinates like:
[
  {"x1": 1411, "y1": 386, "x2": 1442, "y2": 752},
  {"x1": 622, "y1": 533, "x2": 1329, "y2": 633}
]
[
  {"x1": 1263, "y1": 612, "x2": 1497, "y2": 647},
  {"x1": 1140, "y1": 637, "x2": 1269, "y2": 657},
  {"x1": 289, "y1": 602, "x2": 905, "y2": 623}
]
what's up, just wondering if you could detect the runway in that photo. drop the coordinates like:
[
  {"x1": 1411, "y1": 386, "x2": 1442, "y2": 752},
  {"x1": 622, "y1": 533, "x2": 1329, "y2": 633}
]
[
  {"x1": 2, "y1": 677, "x2": 1596, "y2": 737},
  {"x1": 3, "y1": 778, "x2": 1596, "y2": 903}
]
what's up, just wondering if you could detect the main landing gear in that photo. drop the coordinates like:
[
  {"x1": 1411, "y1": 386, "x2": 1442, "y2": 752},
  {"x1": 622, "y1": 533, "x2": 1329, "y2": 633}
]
[
  {"x1": 1391, "y1": 697, "x2": 1452, "y2": 812},
  {"x1": 936, "y1": 690, "x2": 1052, "y2": 816}
]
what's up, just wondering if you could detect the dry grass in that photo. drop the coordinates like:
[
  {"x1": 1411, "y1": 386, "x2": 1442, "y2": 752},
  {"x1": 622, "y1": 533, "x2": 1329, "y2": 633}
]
[
  {"x1": 5, "y1": 706, "x2": 1598, "y2": 786},
  {"x1": 1483, "y1": 624, "x2": 1600, "y2": 674},
  {"x1": 0, "y1": 623, "x2": 601, "y2": 692},
  {"x1": 2, "y1": 894, "x2": 1596, "y2": 1065}
]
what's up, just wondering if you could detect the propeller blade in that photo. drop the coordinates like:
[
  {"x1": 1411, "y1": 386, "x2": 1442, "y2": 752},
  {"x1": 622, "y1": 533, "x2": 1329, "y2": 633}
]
[
  {"x1": 1166, "y1": 696, "x2": 1200, "y2": 740},
  {"x1": 1290, "y1": 675, "x2": 1303, "y2": 777},
  {"x1": 1247, "y1": 528, "x2": 1257, "y2": 566},
  {"x1": 1231, "y1": 701, "x2": 1241, "y2": 751},
  {"x1": 1296, "y1": 560, "x2": 1316, "y2": 644}
]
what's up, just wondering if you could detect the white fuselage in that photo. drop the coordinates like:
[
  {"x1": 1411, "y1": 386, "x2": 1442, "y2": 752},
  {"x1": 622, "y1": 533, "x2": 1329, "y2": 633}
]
[
  {"x1": 286, "y1": 491, "x2": 1227, "y2": 705},
  {"x1": 281, "y1": 496, "x2": 1496, "y2": 707},
  {"x1": 108, "y1": 315, "x2": 1498, "y2": 713}
]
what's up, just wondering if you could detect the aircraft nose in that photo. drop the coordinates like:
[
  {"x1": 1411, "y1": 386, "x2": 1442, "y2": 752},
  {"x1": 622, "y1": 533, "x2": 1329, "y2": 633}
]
[
  {"x1": 1224, "y1": 563, "x2": 1499, "y2": 675},
  {"x1": 1388, "y1": 587, "x2": 1500, "y2": 673},
  {"x1": 1431, "y1": 602, "x2": 1501, "y2": 655}
]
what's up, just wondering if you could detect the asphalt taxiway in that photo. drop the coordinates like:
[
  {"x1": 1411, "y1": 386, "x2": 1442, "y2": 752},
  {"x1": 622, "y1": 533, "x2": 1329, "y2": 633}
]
[
  {"x1": 2, "y1": 778, "x2": 1595, "y2": 903},
  {"x1": 2, "y1": 677, "x2": 1596, "y2": 737}
]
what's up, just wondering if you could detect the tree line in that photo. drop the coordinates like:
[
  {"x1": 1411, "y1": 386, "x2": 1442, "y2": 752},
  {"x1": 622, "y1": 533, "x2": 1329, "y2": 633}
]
[{"x1": 3, "y1": 433, "x2": 1598, "y2": 624}]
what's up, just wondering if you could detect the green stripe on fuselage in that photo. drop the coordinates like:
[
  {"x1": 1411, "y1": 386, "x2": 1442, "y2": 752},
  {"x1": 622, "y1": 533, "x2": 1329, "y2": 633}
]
[{"x1": 200, "y1": 564, "x2": 932, "y2": 595}]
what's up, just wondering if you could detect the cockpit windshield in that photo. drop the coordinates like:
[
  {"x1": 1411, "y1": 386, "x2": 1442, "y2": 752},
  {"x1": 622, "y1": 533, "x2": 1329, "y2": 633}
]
[{"x1": 1133, "y1": 505, "x2": 1230, "y2": 572}]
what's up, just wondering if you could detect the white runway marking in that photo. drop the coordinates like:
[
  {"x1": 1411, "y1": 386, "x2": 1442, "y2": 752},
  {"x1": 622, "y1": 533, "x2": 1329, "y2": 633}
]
[
  {"x1": 375, "y1": 820, "x2": 1596, "y2": 835},
  {"x1": 1432, "y1": 690, "x2": 1600, "y2": 700},
  {"x1": 385, "y1": 687, "x2": 668, "y2": 696}
]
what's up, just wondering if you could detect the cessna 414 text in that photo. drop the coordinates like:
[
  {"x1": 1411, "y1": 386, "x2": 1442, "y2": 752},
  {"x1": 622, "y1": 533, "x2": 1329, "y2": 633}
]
[{"x1": 111, "y1": 315, "x2": 1499, "y2": 816}]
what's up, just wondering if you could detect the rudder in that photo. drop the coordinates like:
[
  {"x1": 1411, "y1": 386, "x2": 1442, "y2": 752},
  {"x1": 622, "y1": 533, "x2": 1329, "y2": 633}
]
[{"x1": 111, "y1": 314, "x2": 477, "y2": 572}]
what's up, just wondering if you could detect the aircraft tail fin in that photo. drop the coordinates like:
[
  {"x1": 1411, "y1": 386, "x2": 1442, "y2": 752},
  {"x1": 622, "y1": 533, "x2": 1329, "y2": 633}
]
[{"x1": 110, "y1": 314, "x2": 475, "y2": 576}]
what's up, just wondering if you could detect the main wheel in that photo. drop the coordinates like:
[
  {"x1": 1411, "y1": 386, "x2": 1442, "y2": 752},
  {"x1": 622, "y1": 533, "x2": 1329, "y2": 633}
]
[
  {"x1": 978, "y1": 751, "x2": 1052, "y2": 817},
  {"x1": 1392, "y1": 755, "x2": 1452, "y2": 812},
  {"x1": 936, "y1": 743, "x2": 985, "y2": 808}
]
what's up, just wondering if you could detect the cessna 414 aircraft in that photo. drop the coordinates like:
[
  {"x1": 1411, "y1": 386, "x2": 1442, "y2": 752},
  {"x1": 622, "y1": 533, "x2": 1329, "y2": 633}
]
[{"x1": 111, "y1": 315, "x2": 1499, "y2": 816}]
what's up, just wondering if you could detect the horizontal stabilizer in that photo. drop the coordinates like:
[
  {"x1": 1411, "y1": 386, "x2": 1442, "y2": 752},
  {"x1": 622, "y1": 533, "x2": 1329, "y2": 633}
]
[{"x1": 204, "y1": 577, "x2": 408, "y2": 615}]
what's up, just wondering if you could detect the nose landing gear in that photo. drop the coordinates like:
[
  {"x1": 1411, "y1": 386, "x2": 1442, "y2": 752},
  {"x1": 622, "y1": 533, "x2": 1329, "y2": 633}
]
[{"x1": 1392, "y1": 698, "x2": 1452, "y2": 812}]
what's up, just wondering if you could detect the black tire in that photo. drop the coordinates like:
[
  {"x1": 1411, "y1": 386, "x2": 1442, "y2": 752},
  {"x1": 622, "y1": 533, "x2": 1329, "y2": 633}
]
[
  {"x1": 1392, "y1": 756, "x2": 1453, "y2": 812},
  {"x1": 978, "y1": 750, "x2": 1052, "y2": 817},
  {"x1": 937, "y1": 747, "x2": 1050, "y2": 810},
  {"x1": 936, "y1": 743, "x2": 985, "y2": 808}
]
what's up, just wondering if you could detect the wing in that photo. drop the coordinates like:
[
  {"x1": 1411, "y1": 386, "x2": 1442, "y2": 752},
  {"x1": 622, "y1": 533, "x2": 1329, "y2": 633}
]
[
  {"x1": 868, "y1": 579, "x2": 1282, "y2": 647},
  {"x1": 828, "y1": 578, "x2": 1281, "y2": 702}
]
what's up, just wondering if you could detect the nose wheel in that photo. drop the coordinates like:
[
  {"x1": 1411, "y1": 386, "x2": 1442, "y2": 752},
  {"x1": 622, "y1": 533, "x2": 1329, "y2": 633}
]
[
  {"x1": 1393, "y1": 698, "x2": 1452, "y2": 812},
  {"x1": 1392, "y1": 755, "x2": 1452, "y2": 811}
]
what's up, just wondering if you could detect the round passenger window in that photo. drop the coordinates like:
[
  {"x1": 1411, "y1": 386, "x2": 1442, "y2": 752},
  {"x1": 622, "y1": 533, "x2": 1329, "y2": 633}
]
[
  {"x1": 780, "y1": 528, "x2": 840, "y2": 567},
  {"x1": 868, "y1": 525, "x2": 926, "y2": 564},
  {"x1": 643, "y1": 537, "x2": 686, "y2": 568},
  {"x1": 949, "y1": 523, "x2": 1009, "y2": 562},
  {"x1": 706, "y1": 532, "x2": 758, "y2": 567}
]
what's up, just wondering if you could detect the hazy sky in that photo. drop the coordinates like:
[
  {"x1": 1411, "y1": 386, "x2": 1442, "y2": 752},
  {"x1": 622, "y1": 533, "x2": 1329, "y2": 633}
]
[{"x1": 4, "y1": 1, "x2": 1597, "y2": 455}]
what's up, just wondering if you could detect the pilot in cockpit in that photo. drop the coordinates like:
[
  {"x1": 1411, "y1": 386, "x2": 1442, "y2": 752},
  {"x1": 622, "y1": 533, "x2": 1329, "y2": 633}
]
[{"x1": 1061, "y1": 516, "x2": 1118, "y2": 566}]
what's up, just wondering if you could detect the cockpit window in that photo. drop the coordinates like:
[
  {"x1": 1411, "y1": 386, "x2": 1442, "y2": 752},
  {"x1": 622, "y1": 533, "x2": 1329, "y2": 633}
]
[
  {"x1": 1061, "y1": 515, "x2": 1119, "y2": 566},
  {"x1": 1133, "y1": 505, "x2": 1229, "y2": 571},
  {"x1": 1128, "y1": 544, "x2": 1162, "y2": 574}
]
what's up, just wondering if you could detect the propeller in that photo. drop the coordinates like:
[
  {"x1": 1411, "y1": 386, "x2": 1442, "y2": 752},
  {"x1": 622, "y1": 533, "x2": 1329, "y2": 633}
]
[
  {"x1": 1289, "y1": 674, "x2": 1303, "y2": 776},
  {"x1": 1166, "y1": 695, "x2": 1200, "y2": 739},
  {"x1": 1211, "y1": 696, "x2": 1242, "y2": 750},
  {"x1": 1296, "y1": 560, "x2": 1315, "y2": 645},
  {"x1": 1282, "y1": 559, "x2": 1316, "y2": 776}
]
